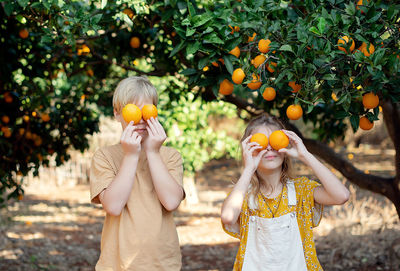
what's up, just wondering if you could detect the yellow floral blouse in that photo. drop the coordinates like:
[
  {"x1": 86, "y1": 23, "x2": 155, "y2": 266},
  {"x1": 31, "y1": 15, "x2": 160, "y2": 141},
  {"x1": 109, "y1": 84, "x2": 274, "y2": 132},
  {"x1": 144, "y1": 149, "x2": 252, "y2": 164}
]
[{"x1": 223, "y1": 177, "x2": 324, "y2": 270}]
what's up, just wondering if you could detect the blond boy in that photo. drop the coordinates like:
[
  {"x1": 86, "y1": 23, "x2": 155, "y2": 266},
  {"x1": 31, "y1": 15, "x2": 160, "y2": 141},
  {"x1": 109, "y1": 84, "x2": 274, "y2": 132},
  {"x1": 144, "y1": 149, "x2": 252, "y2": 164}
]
[{"x1": 90, "y1": 76, "x2": 185, "y2": 271}]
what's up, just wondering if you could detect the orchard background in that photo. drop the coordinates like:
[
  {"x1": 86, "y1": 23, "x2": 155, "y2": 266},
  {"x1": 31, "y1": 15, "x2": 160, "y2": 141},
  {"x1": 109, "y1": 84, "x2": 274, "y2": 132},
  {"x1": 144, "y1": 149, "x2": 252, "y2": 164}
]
[{"x1": 1, "y1": 0, "x2": 400, "y2": 270}]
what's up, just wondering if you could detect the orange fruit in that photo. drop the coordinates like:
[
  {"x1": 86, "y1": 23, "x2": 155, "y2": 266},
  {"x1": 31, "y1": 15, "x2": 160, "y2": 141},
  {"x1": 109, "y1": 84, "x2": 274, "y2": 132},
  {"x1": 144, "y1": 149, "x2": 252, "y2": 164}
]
[
  {"x1": 362, "y1": 92, "x2": 379, "y2": 109},
  {"x1": 122, "y1": 104, "x2": 142, "y2": 124},
  {"x1": 252, "y1": 55, "x2": 266, "y2": 68},
  {"x1": 86, "y1": 69, "x2": 94, "y2": 77},
  {"x1": 219, "y1": 58, "x2": 225, "y2": 65},
  {"x1": 23, "y1": 115, "x2": 29, "y2": 122},
  {"x1": 77, "y1": 44, "x2": 90, "y2": 56},
  {"x1": 258, "y1": 39, "x2": 271, "y2": 53},
  {"x1": 1, "y1": 116, "x2": 10, "y2": 124},
  {"x1": 19, "y1": 29, "x2": 29, "y2": 39},
  {"x1": 130, "y1": 37, "x2": 140, "y2": 48},
  {"x1": 288, "y1": 81, "x2": 301, "y2": 93},
  {"x1": 142, "y1": 104, "x2": 158, "y2": 121},
  {"x1": 338, "y1": 36, "x2": 355, "y2": 53},
  {"x1": 219, "y1": 79, "x2": 234, "y2": 95},
  {"x1": 248, "y1": 32, "x2": 256, "y2": 42},
  {"x1": 41, "y1": 114, "x2": 50, "y2": 122},
  {"x1": 247, "y1": 74, "x2": 262, "y2": 90},
  {"x1": 262, "y1": 87, "x2": 276, "y2": 101},
  {"x1": 229, "y1": 25, "x2": 240, "y2": 34},
  {"x1": 211, "y1": 62, "x2": 219, "y2": 67},
  {"x1": 359, "y1": 116, "x2": 373, "y2": 130},
  {"x1": 267, "y1": 62, "x2": 277, "y2": 73},
  {"x1": 229, "y1": 46, "x2": 240, "y2": 58},
  {"x1": 286, "y1": 104, "x2": 303, "y2": 120},
  {"x1": 358, "y1": 42, "x2": 375, "y2": 57},
  {"x1": 331, "y1": 92, "x2": 338, "y2": 101},
  {"x1": 4, "y1": 92, "x2": 13, "y2": 103},
  {"x1": 269, "y1": 130, "x2": 289, "y2": 150},
  {"x1": 250, "y1": 133, "x2": 268, "y2": 150},
  {"x1": 2, "y1": 127, "x2": 11, "y2": 138},
  {"x1": 123, "y1": 8, "x2": 134, "y2": 19},
  {"x1": 356, "y1": 0, "x2": 369, "y2": 13},
  {"x1": 232, "y1": 68, "x2": 245, "y2": 84},
  {"x1": 202, "y1": 66, "x2": 209, "y2": 72}
]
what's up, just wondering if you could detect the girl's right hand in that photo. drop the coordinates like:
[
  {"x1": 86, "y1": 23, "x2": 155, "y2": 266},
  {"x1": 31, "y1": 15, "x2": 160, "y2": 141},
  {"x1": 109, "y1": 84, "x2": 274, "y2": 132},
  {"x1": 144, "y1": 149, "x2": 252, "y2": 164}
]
[
  {"x1": 241, "y1": 135, "x2": 268, "y2": 172},
  {"x1": 121, "y1": 121, "x2": 142, "y2": 155}
]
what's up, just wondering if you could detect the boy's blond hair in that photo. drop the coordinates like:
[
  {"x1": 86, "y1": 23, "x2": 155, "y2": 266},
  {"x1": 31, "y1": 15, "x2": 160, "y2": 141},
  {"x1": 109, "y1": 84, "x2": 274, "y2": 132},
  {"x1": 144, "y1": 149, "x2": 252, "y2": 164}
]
[{"x1": 113, "y1": 76, "x2": 158, "y2": 113}]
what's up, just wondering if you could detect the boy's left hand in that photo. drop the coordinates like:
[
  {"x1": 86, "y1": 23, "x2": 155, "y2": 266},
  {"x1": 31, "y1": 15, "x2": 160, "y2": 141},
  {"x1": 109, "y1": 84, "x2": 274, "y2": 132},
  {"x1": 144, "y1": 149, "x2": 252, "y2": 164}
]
[
  {"x1": 278, "y1": 130, "x2": 311, "y2": 161},
  {"x1": 144, "y1": 117, "x2": 167, "y2": 153}
]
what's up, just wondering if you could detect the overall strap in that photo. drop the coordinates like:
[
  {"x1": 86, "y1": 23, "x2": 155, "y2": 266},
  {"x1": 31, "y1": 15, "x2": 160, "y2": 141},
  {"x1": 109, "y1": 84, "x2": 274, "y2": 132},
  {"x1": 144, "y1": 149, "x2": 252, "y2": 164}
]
[{"x1": 286, "y1": 180, "x2": 297, "y2": 206}]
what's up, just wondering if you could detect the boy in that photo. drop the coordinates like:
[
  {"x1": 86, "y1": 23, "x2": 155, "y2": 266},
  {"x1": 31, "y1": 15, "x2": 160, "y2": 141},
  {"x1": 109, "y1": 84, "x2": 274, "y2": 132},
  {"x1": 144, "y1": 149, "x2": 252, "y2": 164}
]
[{"x1": 90, "y1": 76, "x2": 185, "y2": 271}]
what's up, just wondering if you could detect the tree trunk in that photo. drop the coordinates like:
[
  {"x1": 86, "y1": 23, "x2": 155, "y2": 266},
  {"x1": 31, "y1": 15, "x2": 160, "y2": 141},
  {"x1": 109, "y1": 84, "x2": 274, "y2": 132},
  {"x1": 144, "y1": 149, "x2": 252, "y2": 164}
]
[{"x1": 182, "y1": 176, "x2": 199, "y2": 206}]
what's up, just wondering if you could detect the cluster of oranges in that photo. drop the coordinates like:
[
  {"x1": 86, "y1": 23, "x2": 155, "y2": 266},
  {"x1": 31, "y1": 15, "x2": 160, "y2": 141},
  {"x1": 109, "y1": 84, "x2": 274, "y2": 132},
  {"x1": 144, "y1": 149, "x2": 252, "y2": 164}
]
[
  {"x1": 218, "y1": 32, "x2": 304, "y2": 121},
  {"x1": 337, "y1": 35, "x2": 375, "y2": 57},
  {"x1": 122, "y1": 104, "x2": 158, "y2": 124},
  {"x1": 250, "y1": 130, "x2": 289, "y2": 151},
  {"x1": 360, "y1": 92, "x2": 379, "y2": 130}
]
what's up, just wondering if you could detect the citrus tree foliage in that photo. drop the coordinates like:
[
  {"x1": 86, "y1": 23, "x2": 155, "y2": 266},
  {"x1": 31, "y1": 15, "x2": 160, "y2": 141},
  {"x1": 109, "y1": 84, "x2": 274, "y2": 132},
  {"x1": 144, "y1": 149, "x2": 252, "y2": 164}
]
[{"x1": 1, "y1": 0, "x2": 400, "y2": 208}]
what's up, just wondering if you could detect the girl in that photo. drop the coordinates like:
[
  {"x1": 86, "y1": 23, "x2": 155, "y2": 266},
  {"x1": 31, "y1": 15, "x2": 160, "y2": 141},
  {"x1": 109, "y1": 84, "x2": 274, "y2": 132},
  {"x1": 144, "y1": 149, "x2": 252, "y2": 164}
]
[{"x1": 221, "y1": 114, "x2": 350, "y2": 271}]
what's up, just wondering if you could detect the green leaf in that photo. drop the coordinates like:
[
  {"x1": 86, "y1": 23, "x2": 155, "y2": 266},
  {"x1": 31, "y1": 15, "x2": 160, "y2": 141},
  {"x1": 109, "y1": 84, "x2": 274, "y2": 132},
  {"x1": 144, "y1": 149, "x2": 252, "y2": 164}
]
[
  {"x1": 192, "y1": 13, "x2": 213, "y2": 28},
  {"x1": 367, "y1": 12, "x2": 381, "y2": 23},
  {"x1": 17, "y1": 0, "x2": 29, "y2": 8},
  {"x1": 92, "y1": 14, "x2": 102, "y2": 24},
  {"x1": 169, "y1": 40, "x2": 185, "y2": 57},
  {"x1": 101, "y1": 0, "x2": 107, "y2": 9},
  {"x1": 186, "y1": 41, "x2": 201, "y2": 55},
  {"x1": 350, "y1": 115, "x2": 359, "y2": 132},
  {"x1": 180, "y1": 68, "x2": 198, "y2": 75},
  {"x1": 223, "y1": 56, "x2": 233, "y2": 74},
  {"x1": 279, "y1": 44, "x2": 293, "y2": 53},
  {"x1": 322, "y1": 74, "x2": 336, "y2": 81},
  {"x1": 181, "y1": 18, "x2": 191, "y2": 26},
  {"x1": 186, "y1": 27, "x2": 196, "y2": 37},
  {"x1": 317, "y1": 17, "x2": 326, "y2": 34},
  {"x1": 309, "y1": 26, "x2": 320, "y2": 35},
  {"x1": 203, "y1": 33, "x2": 224, "y2": 44},
  {"x1": 198, "y1": 57, "x2": 209, "y2": 69},
  {"x1": 4, "y1": 2, "x2": 15, "y2": 16},
  {"x1": 188, "y1": 2, "x2": 196, "y2": 17}
]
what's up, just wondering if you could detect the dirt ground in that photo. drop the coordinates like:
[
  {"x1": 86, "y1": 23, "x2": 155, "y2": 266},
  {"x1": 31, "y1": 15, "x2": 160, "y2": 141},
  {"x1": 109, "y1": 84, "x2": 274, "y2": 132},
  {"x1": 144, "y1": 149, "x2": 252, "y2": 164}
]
[{"x1": 1, "y1": 146, "x2": 399, "y2": 271}]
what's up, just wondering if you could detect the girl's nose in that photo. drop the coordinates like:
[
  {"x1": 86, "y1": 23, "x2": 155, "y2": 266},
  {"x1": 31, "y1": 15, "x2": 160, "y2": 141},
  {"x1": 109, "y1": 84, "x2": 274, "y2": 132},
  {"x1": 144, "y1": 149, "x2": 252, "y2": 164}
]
[{"x1": 266, "y1": 145, "x2": 273, "y2": 151}]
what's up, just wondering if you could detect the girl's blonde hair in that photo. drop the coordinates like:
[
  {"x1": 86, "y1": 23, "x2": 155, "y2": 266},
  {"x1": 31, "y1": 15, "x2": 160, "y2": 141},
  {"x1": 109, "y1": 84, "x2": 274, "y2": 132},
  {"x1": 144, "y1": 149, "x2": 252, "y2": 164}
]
[
  {"x1": 113, "y1": 76, "x2": 158, "y2": 113},
  {"x1": 240, "y1": 114, "x2": 294, "y2": 209}
]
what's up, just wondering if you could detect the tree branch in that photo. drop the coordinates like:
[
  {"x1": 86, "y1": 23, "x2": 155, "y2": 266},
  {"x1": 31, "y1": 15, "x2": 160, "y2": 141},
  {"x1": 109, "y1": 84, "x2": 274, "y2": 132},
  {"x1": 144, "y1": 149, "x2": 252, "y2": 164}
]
[{"x1": 382, "y1": 100, "x2": 400, "y2": 181}]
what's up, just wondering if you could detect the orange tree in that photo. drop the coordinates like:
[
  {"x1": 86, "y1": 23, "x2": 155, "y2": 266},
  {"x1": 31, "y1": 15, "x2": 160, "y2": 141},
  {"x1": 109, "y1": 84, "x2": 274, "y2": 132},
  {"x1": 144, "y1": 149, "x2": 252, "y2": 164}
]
[{"x1": 1, "y1": 0, "x2": 400, "y2": 215}]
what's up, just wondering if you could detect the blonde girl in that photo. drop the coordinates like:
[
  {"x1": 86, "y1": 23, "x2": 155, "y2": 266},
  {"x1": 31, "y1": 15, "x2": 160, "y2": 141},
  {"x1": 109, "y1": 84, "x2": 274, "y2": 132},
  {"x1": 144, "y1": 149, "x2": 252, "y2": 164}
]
[{"x1": 221, "y1": 114, "x2": 350, "y2": 270}]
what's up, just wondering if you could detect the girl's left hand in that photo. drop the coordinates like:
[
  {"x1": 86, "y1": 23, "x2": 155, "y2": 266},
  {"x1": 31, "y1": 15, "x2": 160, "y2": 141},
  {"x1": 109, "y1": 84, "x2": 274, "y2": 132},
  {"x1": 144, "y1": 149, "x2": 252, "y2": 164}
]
[
  {"x1": 278, "y1": 130, "x2": 311, "y2": 161},
  {"x1": 143, "y1": 117, "x2": 167, "y2": 153}
]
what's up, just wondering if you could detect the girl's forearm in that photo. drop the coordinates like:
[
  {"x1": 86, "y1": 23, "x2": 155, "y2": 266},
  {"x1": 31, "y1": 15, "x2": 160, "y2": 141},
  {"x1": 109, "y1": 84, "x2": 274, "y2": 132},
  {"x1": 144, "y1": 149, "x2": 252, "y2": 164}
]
[
  {"x1": 100, "y1": 154, "x2": 139, "y2": 216},
  {"x1": 303, "y1": 152, "x2": 350, "y2": 205},
  {"x1": 221, "y1": 167, "x2": 254, "y2": 225}
]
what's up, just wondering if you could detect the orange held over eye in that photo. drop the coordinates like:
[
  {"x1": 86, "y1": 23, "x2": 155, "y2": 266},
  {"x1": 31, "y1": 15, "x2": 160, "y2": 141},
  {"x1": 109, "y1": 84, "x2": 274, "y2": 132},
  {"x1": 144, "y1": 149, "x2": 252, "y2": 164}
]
[
  {"x1": 269, "y1": 130, "x2": 289, "y2": 150},
  {"x1": 122, "y1": 104, "x2": 142, "y2": 124},
  {"x1": 250, "y1": 133, "x2": 268, "y2": 150},
  {"x1": 130, "y1": 37, "x2": 140, "y2": 48},
  {"x1": 359, "y1": 116, "x2": 373, "y2": 130},
  {"x1": 232, "y1": 68, "x2": 245, "y2": 84},
  {"x1": 262, "y1": 87, "x2": 276, "y2": 101},
  {"x1": 337, "y1": 36, "x2": 355, "y2": 54},
  {"x1": 247, "y1": 74, "x2": 262, "y2": 90},
  {"x1": 258, "y1": 39, "x2": 271, "y2": 53},
  {"x1": 362, "y1": 92, "x2": 379, "y2": 109},
  {"x1": 286, "y1": 104, "x2": 303, "y2": 120},
  {"x1": 219, "y1": 79, "x2": 234, "y2": 95},
  {"x1": 142, "y1": 104, "x2": 158, "y2": 121},
  {"x1": 288, "y1": 81, "x2": 301, "y2": 93}
]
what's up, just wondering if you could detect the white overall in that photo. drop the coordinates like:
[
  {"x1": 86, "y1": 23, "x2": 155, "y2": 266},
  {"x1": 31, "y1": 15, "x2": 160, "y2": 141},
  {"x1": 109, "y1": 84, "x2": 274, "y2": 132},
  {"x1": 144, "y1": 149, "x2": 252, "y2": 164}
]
[{"x1": 242, "y1": 181, "x2": 308, "y2": 271}]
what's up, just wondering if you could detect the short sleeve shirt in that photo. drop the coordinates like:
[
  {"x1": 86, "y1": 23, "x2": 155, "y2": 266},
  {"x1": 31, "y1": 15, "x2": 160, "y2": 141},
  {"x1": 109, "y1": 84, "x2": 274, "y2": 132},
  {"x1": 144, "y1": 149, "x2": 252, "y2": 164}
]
[
  {"x1": 90, "y1": 144, "x2": 184, "y2": 271},
  {"x1": 223, "y1": 177, "x2": 324, "y2": 271}
]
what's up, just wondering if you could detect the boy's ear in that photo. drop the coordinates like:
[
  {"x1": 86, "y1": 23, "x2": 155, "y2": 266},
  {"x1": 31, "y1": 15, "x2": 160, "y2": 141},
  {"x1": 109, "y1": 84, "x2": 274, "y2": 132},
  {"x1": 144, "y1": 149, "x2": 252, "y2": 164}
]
[{"x1": 114, "y1": 109, "x2": 121, "y2": 121}]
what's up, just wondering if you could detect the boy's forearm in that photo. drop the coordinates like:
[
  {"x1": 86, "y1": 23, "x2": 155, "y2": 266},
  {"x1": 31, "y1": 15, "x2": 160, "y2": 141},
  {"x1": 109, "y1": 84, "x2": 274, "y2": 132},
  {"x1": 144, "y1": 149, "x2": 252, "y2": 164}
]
[
  {"x1": 146, "y1": 151, "x2": 184, "y2": 211},
  {"x1": 100, "y1": 154, "x2": 139, "y2": 216}
]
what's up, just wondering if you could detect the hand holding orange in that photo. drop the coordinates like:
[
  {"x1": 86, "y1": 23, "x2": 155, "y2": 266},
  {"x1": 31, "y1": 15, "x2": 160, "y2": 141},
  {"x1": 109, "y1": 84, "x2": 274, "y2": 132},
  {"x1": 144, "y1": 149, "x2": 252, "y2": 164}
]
[{"x1": 142, "y1": 104, "x2": 158, "y2": 121}]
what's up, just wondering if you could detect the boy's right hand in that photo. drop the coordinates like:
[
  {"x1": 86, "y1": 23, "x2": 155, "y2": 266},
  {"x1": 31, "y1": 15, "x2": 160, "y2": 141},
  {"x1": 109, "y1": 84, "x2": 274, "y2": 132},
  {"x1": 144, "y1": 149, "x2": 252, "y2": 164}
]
[
  {"x1": 121, "y1": 121, "x2": 142, "y2": 155},
  {"x1": 242, "y1": 135, "x2": 268, "y2": 173}
]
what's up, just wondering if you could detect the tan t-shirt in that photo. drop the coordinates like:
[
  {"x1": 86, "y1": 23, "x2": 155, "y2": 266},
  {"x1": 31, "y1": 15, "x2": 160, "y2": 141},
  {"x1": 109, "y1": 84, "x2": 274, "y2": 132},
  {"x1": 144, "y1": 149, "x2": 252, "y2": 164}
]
[{"x1": 90, "y1": 144, "x2": 184, "y2": 271}]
